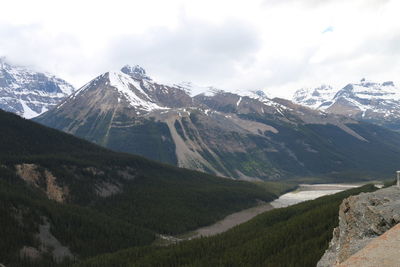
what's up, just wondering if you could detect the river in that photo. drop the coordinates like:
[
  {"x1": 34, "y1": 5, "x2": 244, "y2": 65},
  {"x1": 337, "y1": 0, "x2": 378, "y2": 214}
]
[{"x1": 176, "y1": 183, "x2": 362, "y2": 241}]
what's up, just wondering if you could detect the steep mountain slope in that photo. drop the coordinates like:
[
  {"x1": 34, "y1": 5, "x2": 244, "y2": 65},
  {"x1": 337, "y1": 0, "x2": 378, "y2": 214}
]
[
  {"x1": 36, "y1": 67, "x2": 400, "y2": 181},
  {"x1": 0, "y1": 109, "x2": 276, "y2": 266},
  {"x1": 0, "y1": 57, "x2": 75, "y2": 118},
  {"x1": 293, "y1": 79, "x2": 400, "y2": 130}
]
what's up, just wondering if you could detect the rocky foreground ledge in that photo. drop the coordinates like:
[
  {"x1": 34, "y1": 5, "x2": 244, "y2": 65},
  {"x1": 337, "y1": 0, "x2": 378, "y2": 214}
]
[{"x1": 317, "y1": 185, "x2": 400, "y2": 267}]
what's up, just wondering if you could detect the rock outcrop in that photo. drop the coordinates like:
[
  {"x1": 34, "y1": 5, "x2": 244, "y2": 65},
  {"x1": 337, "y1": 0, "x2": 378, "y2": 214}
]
[
  {"x1": 15, "y1": 164, "x2": 69, "y2": 203},
  {"x1": 337, "y1": 223, "x2": 400, "y2": 267},
  {"x1": 317, "y1": 186, "x2": 400, "y2": 267},
  {"x1": 19, "y1": 217, "x2": 74, "y2": 262}
]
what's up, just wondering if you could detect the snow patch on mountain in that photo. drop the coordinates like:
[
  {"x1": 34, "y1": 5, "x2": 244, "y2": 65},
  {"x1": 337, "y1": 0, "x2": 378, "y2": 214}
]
[
  {"x1": 20, "y1": 100, "x2": 39, "y2": 119},
  {"x1": 108, "y1": 71, "x2": 164, "y2": 111}
]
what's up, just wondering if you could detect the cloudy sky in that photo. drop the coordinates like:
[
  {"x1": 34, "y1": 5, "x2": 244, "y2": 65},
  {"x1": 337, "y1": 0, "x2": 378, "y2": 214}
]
[{"x1": 1, "y1": 0, "x2": 399, "y2": 97}]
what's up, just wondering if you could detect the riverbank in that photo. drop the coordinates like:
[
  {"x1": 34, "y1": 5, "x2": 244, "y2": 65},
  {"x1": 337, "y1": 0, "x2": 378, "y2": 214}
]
[{"x1": 161, "y1": 183, "x2": 363, "y2": 244}]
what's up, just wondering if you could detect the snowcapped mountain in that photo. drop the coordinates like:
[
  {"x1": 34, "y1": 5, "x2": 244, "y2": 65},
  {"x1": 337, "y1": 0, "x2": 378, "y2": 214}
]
[
  {"x1": 293, "y1": 84, "x2": 336, "y2": 109},
  {"x1": 0, "y1": 57, "x2": 75, "y2": 118},
  {"x1": 60, "y1": 65, "x2": 193, "y2": 115},
  {"x1": 57, "y1": 65, "x2": 276, "y2": 116},
  {"x1": 36, "y1": 66, "x2": 400, "y2": 180},
  {"x1": 293, "y1": 79, "x2": 400, "y2": 130}
]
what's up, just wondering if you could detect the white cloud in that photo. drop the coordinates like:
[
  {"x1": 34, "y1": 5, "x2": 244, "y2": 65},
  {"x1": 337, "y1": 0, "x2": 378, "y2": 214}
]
[
  {"x1": 0, "y1": 0, "x2": 399, "y2": 98},
  {"x1": 105, "y1": 18, "x2": 261, "y2": 86}
]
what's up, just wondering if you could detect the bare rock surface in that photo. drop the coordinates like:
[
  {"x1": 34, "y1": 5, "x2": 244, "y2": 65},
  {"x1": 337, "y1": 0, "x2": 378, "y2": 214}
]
[
  {"x1": 15, "y1": 164, "x2": 68, "y2": 203},
  {"x1": 337, "y1": 223, "x2": 400, "y2": 267},
  {"x1": 317, "y1": 186, "x2": 400, "y2": 267},
  {"x1": 95, "y1": 182, "x2": 121, "y2": 197},
  {"x1": 37, "y1": 217, "x2": 74, "y2": 261},
  {"x1": 18, "y1": 217, "x2": 74, "y2": 263}
]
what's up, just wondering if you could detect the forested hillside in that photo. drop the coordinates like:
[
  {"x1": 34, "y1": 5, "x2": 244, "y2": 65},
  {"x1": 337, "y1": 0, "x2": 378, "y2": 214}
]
[
  {"x1": 0, "y1": 109, "x2": 280, "y2": 266},
  {"x1": 76, "y1": 185, "x2": 376, "y2": 267}
]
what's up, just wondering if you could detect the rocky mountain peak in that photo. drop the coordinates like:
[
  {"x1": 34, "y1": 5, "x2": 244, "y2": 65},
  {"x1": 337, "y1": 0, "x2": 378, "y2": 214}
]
[
  {"x1": 120, "y1": 65, "x2": 151, "y2": 80},
  {"x1": 69, "y1": 68, "x2": 194, "y2": 114},
  {"x1": 0, "y1": 59, "x2": 75, "y2": 118},
  {"x1": 293, "y1": 84, "x2": 336, "y2": 109}
]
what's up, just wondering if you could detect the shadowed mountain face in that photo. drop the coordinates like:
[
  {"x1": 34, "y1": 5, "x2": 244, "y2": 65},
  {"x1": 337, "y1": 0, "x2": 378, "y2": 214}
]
[
  {"x1": 0, "y1": 57, "x2": 75, "y2": 118},
  {"x1": 36, "y1": 67, "x2": 400, "y2": 181}
]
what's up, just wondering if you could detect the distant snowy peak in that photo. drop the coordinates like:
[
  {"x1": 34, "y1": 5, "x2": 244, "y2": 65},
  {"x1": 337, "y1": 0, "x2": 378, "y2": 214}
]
[
  {"x1": 0, "y1": 58, "x2": 74, "y2": 95},
  {"x1": 293, "y1": 80, "x2": 400, "y2": 110},
  {"x1": 335, "y1": 79, "x2": 400, "y2": 101},
  {"x1": 293, "y1": 84, "x2": 336, "y2": 109},
  {"x1": 0, "y1": 58, "x2": 75, "y2": 118},
  {"x1": 292, "y1": 79, "x2": 400, "y2": 130}
]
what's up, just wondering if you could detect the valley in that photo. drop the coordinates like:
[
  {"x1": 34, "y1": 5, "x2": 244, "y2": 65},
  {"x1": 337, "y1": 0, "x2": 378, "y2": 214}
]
[
  {"x1": 0, "y1": 109, "x2": 281, "y2": 266},
  {"x1": 75, "y1": 184, "x2": 378, "y2": 267},
  {"x1": 173, "y1": 183, "x2": 364, "y2": 242},
  {"x1": 1, "y1": 59, "x2": 400, "y2": 266}
]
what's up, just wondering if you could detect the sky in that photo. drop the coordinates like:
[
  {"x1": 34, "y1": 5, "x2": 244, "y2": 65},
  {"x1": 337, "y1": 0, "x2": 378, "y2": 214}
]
[{"x1": 1, "y1": 0, "x2": 399, "y2": 98}]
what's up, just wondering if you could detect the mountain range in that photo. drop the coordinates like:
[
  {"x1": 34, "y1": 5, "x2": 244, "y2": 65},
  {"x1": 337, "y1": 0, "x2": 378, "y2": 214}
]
[
  {"x1": 0, "y1": 57, "x2": 74, "y2": 118},
  {"x1": 293, "y1": 79, "x2": 400, "y2": 130},
  {"x1": 35, "y1": 66, "x2": 400, "y2": 181},
  {"x1": 1, "y1": 59, "x2": 400, "y2": 266}
]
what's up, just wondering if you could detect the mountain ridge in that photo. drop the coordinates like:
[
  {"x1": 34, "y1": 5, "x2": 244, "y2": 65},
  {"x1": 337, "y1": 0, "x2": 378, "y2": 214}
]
[
  {"x1": 293, "y1": 79, "x2": 400, "y2": 130},
  {"x1": 35, "y1": 66, "x2": 400, "y2": 181}
]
